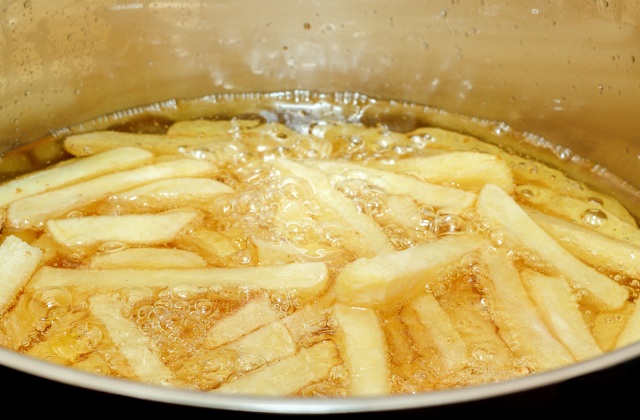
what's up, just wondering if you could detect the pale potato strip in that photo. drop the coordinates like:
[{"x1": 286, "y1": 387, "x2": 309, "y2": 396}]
[
  {"x1": 276, "y1": 159, "x2": 393, "y2": 258},
  {"x1": 205, "y1": 296, "x2": 282, "y2": 349},
  {"x1": 332, "y1": 304, "x2": 390, "y2": 396},
  {"x1": 476, "y1": 184, "x2": 628, "y2": 310},
  {"x1": 0, "y1": 236, "x2": 43, "y2": 315},
  {"x1": 114, "y1": 177, "x2": 233, "y2": 202},
  {"x1": 215, "y1": 340, "x2": 341, "y2": 395},
  {"x1": 615, "y1": 303, "x2": 640, "y2": 349},
  {"x1": 306, "y1": 160, "x2": 477, "y2": 209},
  {"x1": 480, "y1": 247, "x2": 574, "y2": 370},
  {"x1": 226, "y1": 321, "x2": 297, "y2": 363},
  {"x1": 176, "y1": 227, "x2": 237, "y2": 264},
  {"x1": 167, "y1": 120, "x2": 232, "y2": 137},
  {"x1": 335, "y1": 234, "x2": 482, "y2": 309},
  {"x1": 89, "y1": 293, "x2": 173, "y2": 385},
  {"x1": 525, "y1": 207, "x2": 640, "y2": 280},
  {"x1": 517, "y1": 185, "x2": 640, "y2": 246},
  {"x1": 405, "y1": 293, "x2": 467, "y2": 371},
  {"x1": 28, "y1": 263, "x2": 329, "y2": 299},
  {"x1": 45, "y1": 211, "x2": 201, "y2": 248},
  {"x1": 0, "y1": 147, "x2": 154, "y2": 208},
  {"x1": 64, "y1": 131, "x2": 232, "y2": 156},
  {"x1": 370, "y1": 152, "x2": 514, "y2": 194},
  {"x1": 88, "y1": 248, "x2": 207, "y2": 269},
  {"x1": 521, "y1": 270, "x2": 603, "y2": 361},
  {"x1": 280, "y1": 295, "x2": 334, "y2": 343},
  {"x1": 7, "y1": 159, "x2": 216, "y2": 229}
]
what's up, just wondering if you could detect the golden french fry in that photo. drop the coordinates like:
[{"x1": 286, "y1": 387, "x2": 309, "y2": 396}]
[
  {"x1": 315, "y1": 123, "x2": 410, "y2": 153},
  {"x1": 46, "y1": 211, "x2": 201, "y2": 249},
  {"x1": 335, "y1": 234, "x2": 482, "y2": 309},
  {"x1": 480, "y1": 247, "x2": 574, "y2": 370},
  {"x1": 7, "y1": 159, "x2": 216, "y2": 230},
  {"x1": 615, "y1": 302, "x2": 640, "y2": 349},
  {"x1": 525, "y1": 207, "x2": 640, "y2": 280},
  {"x1": 306, "y1": 160, "x2": 477, "y2": 209},
  {"x1": 215, "y1": 340, "x2": 341, "y2": 395},
  {"x1": 380, "y1": 310, "x2": 418, "y2": 366},
  {"x1": 167, "y1": 120, "x2": 232, "y2": 137},
  {"x1": 89, "y1": 293, "x2": 174, "y2": 386},
  {"x1": 0, "y1": 147, "x2": 154, "y2": 208},
  {"x1": 276, "y1": 159, "x2": 394, "y2": 258},
  {"x1": 521, "y1": 270, "x2": 603, "y2": 361},
  {"x1": 88, "y1": 248, "x2": 207, "y2": 269},
  {"x1": 175, "y1": 226, "x2": 237, "y2": 264},
  {"x1": 369, "y1": 152, "x2": 514, "y2": 194},
  {"x1": 332, "y1": 304, "x2": 390, "y2": 396},
  {"x1": 593, "y1": 303, "x2": 633, "y2": 351},
  {"x1": 406, "y1": 127, "x2": 636, "y2": 226},
  {"x1": 517, "y1": 185, "x2": 640, "y2": 247},
  {"x1": 30, "y1": 233, "x2": 58, "y2": 266},
  {"x1": 29, "y1": 262, "x2": 330, "y2": 299},
  {"x1": 280, "y1": 295, "x2": 334, "y2": 344},
  {"x1": 0, "y1": 236, "x2": 43, "y2": 315},
  {"x1": 477, "y1": 184, "x2": 628, "y2": 310},
  {"x1": 64, "y1": 131, "x2": 232, "y2": 156},
  {"x1": 402, "y1": 293, "x2": 467, "y2": 371},
  {"x1": 226, "y1": 321, "x2": 297, "y2": 362},
  {"x1": 205, "y1": 296, "x2": 282, "y2": 349}
]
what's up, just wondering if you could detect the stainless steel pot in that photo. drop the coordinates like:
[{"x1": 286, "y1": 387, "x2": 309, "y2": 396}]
[{"x1": 1, "y1": 0, "x2": 639, "y2": 413}]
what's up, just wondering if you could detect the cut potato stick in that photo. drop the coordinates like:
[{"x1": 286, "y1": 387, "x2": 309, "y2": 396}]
[
  {"x1": 46, "y1": 211, "x2": 201, "y2": 248},
  {"x1": 332, "y1": 304, "x2": 390, "y2": 396},
  {"x1": 176, "y1": 226, "x2": 237, "y2": 264},
  {"x1": 335, "y1": 234, "x2": 482, "y2": 309},
  {"x1": 88, "y1": 248, "x2": 207, "y2": 269},
  {"x1": 525, "y1": 207, "x2": 640, "y2": 280},
  {"x1": 281, "y1": 295, "x2": 334, "y2": 344},
  {"x1": 380, "y1": 310, "x2": 418, "y2": 366},
  {"x1": 64, "y1": 131, "x2": 232, "y2": 156},
  {"x1": 113, "y1": 177, "x2": 233, "y2": 207},
  {"x1": 7, "y1": 159, "x2": 216, "y2": 229},
  {"x1": 480, "y1": 247, "x2": 574, "y2": 370},
  {"x1": 29, "y1": 262, "x2": 330, "y2": 299},
  {"x1": 167, "y1": 120, "x2": 232, "y2": 137},
  {"x1": 615, "y1": 302, "x2": 640, "y2": 349},
  {"x1": 306, "y1": 160, "x2": 477, "y2": 209},
  {"x1": 215, "y1": 340, "x2": 341, "y2": 395},
  {"x1": 516, "y1": 185, "x2": 640, "y2": 247},
  {"x1": 0, "y1": 236, "x2": 43, "y2": 315},
  {"x1": 276, "y1": 159, "x2": 394, "y2": 258},
  {"x1": 225, "y1": 321, "x2": 297, "y2": 363},
  {"x1": 592, "y1": 303, "x2": 633, "y2": 351},
  {"x1": 477, "y1": 184, "x2": 628, "y2": 310},
  {"x1": 406, "y1": 127, "x2": 636, "y2": 225},
  {"x1": 521, "y1": 270, "x2": 603, "y2": 361},
  {"x1": 205, "y1": 296, "x2": 282, "y2": 349},
  {"x1": 0, "y1": 147, "x2": 154, "y2": 208},
  {"x1": 30, "y1": 233, "x2": 58, "y2": 266},
  {"x1": 89, "y1": 293, "x2": 174, "y2": 386},
  {"x1": 369, "y1": 152, "x2": 514, "y2": 194},
  {"x1": 403, "y1": 293, "x2": 467, "y2": 371}
]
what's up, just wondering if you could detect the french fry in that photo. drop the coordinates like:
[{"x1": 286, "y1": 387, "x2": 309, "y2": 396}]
[
  {"x1": 167, "y1": 120, "x2": 232, "y2": 137},
  {"x1": 335, "y1": 234, "x2": 482, "y2": 309},
  {"x1": 521, "y1": 270, "x2": 603, "y2": 361},
  {"x1": 215, "y1": 340, "x2": 341, "y2": 395},
  {"x1": 276, "y1": 159, "x2": 394, "y2": 258},
  {"x1": 89, "y1": 293, "x2": 174, "y2": 386},
  {"x1": 29, "y1": 262, "x2": 330, "y2": 299},
  {"x1": 316, "y1": 123, "x2": 410, "y2": 153},
  {"x1": 175, "y1": 226, "x2": 237, "y2": 264},
  {"x1": 225, "y1": 321, "x2": 297, "y2": 363},
  {"x1": 64, "y1": 131, "x2": 232, "y2": 156},
  {"x1": 517, "y1": 185, "x2": 640, "y2": 246},
  {"x1": 30, "y1": 233, "x2": 59, "y2": 266},
  {"x1": 0, "y1": 208, "x2": 5, "y2": 231},
  {"x1": 380, "y1": 310, "x2": 418, "y2": 366},
  {"x1": 368, "y1": 152, "x2": 514, "y2": 194},
  {"x1": 7, "y1": 159, "x2": 217, "y2": 229},
  {"x1": 0, "y1": 147, "x2": 154, "y2": 208},
  {"x1": 0, "y1": 236, "x2": 43, "y2": 315},
  {"x1": 615, "y1": 302, "x2": 640, "y2": 349},
  {"x1": 305, "y1": 160, "x2": 477, "y2": 209},
  {"x1": 332, "y1": 304, "x2": 390, "y2": 395},
  {"x1": 280, "y1": 295, "x2": 334, "y2": 344},
  {"x1": 406, "y1": 127, "x2": 636, "y2": 226},
  {"x1": 525, "y1": 207, "x2": 640, "y2": 280},
  {"x1": 402, "y1": 293, "x2": 467, "y2": 371},
  {"x1": 593, "y1": 303, "x2": 633, "y2": 351},
  {"x1": 45, "y1": 211, "x2": 201, "y2": 248},
  {"x1": 477, "y1": 184, "x2": 628, "y2": 310},
  {"x1": 480, "y1": 247, "x2": 575, "y2": 370},
  {"x1": 113, "y1": 177, "x2": 233, "y2": 210},
  {"x1": 88, "y1": 248, "x2": 207, "y2": 269},
  {"x1": 205, "y1": 296, "x2": 282, "y2": 349}
]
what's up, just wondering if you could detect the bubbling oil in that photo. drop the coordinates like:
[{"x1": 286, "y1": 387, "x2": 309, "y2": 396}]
[{"x1": 0, "y1": 91, "x2": 639, "y2": 396}]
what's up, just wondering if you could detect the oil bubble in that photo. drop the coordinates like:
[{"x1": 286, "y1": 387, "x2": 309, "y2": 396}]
[
  {"x1": 169, "y1": 283, "x2": 199, "y2": 300},
  {"x1": 588, "y1": 197, "x2": 604, "y2": 206},
  {"x1": 581, "y1": 208, "x2": 608, "y2": 227},
  {"x1": 487, "y1": 226, "x2": 518, "y2": 248},
  {"x1": 123, "y1": 287, "x2": 152, "y2": 307},
  {"x1": 28, "y1": 287, "x2": 72, "y2": 320}
]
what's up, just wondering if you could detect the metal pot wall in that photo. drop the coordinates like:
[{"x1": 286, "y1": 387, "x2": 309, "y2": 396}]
[{"x1": 1, "y1": 0, "x2": 640, "y2": 414}]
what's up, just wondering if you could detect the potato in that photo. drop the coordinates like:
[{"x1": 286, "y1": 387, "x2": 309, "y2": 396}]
[{"x1": 0, "y1": 236, "x2": 43, "y2": 315}]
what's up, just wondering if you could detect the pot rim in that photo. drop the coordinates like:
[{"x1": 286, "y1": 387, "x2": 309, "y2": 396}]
[{"x1": 2, "y1": 341, "x2": 640, "y2": 414}]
